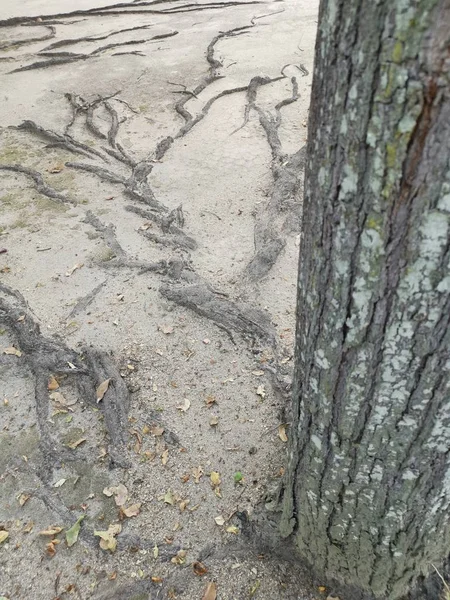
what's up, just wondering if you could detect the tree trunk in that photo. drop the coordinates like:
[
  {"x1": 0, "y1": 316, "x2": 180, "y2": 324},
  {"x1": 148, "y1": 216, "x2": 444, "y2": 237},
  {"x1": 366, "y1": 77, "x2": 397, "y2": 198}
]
[{"x1": 280, "y1": 0, "x2": 450, "y2": 597}]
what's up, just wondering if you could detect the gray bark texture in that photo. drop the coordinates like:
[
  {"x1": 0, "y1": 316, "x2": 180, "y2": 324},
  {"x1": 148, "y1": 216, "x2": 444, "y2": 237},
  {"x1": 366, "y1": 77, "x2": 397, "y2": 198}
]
[{"x1": 280, "y1": 0, "x2": 450, "y2": 598}]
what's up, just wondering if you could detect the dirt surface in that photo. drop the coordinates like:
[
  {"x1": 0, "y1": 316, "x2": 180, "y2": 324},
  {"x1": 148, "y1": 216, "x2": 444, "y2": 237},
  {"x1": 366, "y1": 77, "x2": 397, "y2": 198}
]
[{"x1": 0, "y1": 1, "x2": 319, "y2": 598}]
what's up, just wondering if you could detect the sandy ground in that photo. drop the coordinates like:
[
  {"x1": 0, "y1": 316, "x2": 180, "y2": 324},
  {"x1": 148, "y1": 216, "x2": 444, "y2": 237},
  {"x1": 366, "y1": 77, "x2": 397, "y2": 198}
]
[{"x1": 0, "y1": 1, "x2": 319, "y2": 598}]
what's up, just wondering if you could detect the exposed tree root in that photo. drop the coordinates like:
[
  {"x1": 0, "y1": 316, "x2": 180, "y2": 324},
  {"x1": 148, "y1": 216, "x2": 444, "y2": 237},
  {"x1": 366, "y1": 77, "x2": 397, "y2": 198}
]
[
  {"x1": 160, "y1": 270, "x2": 275, "y2": 345},
  {"x1": 142, "y1": 229, "x2": 197, "y2": 251},
  {"x1": 67, "y1": 281, "x2": 106, "y2": 319},
  {"x1": 0, "y1": 1, "x2": 262, "y2": 27},
  {"x1": 0, "y1": 164, "x2": 76, "y2": 205},
  {"x1": 77, "y1": 349, "x2": 131, "y2": 468},
  {"x1": 0, "y1": 283, "x2": 131, "y2": 472},
  {"x1": 126, "y1": 204, "x2": 196, "y2": 250},
  {"x1": 8, "y1": 36, "x2": 162, "y2": 73},
  {"x1": 16, "y1": 119, "x2": 108, "y2": 162},
  {"x1": 66, "y1": 161, "x2": 126, "y2": 185},
  {"x1": 0, "y1": 24, "x2": 55, "y2": 51},
  {"x1": 83, "y1": 210, "x2": 126, "y2": 258},
  {"x1": 83, "y1": 210, "x2": 170, "y2": 274},
  {"x1": 41, "y1": 24, "x2": 154, "y2": 52},
  {"x1": 239, "y1": 77, "x2": 305, "y2": 281}
]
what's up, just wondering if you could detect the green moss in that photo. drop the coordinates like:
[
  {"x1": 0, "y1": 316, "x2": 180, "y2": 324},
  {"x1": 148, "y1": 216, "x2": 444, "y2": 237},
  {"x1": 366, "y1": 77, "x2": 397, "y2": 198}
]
[
  {"x1": 392, "y1": 40, "x2": 403, "y2": 63},
  {"x1": 386, "y1": 144, "x2": 397, "y2": 169},
  {"x1": 366, "y1": 214, "x2": 383, "y2": 232}
]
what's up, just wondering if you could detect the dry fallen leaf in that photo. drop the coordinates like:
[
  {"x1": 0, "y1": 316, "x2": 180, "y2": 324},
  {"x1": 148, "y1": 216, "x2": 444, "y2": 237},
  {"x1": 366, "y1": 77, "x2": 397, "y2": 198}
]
[
  {"x1": 256, "y1": 385, "x2": 266, "y2": 398},
  {"x1": 94, "y1": 523, "x2": 122, "y2": 552},
  {"x1": 193, "y1": 561, "x2": 208, "y2": 576},
  {"x1": 96, "y1": 379, "x2": 111, "y2": 403},
  {"x1": 50, "y1": 391, "x2": 77, "y2": 407},
  {"x1": 159, "y1": 324, "x2": 174, "y2": 334},
  {"x1": 214, "y1": 516, "x2": 225, "y2": 526},
  {"x1": 161, "y1": 449, "x2": 169, "y2": 466},
  {"x1": 164, "y1": 490, "x2": 175, "y2": 505},
  {"x1": 48, "y1": 375, "x2": 59, "y2": 390},
  {"x1": 18, "y1": 493, "x2": 30, "y2": 506},
  {"x1": 205, "y1": 395, "x2": 216, "y2": 407},
  {"x1": 39, "y1": 526, "x2": 63, "y2": 537},
  {"x1": 278, "y1": 424, "x2": 288, "y2": 443},
  {"x1": 47, "y1": 163, "x2": 64, "y2": 174},
  {"x1": 151, "y1": 576, "x2": 163, "y2": 583},
  {"x1": 210, "y1": 471, "x2": 221, "y2": 488},
  {"x1": 177, "y1": 398, "x2": 190, "y2": 412},
  {"x1": 252, "y1": 370, "x2": 264, "y2": 376},
  {"x1": 150, "y1": 424, "x2": 164, "y2": 436},
  {"x1": 209, "y1": 416, "x2": 219, "y2": 427},
  {"x1": 53, "y1": 478, "x2": 67, "y2": 488},
  {"x1": 0, "y1": 531, "x2": 9, "y2": 544},
  {"x1": 192, "y1": 466, "x2": 203, "y2": 483},
  {"x1": 226, "y1": 525, "x2": 239, "y2": 535},
  {"x1": 65, "y1": 263, "x2": 83, "y2": 277},
  {"x1": 202, "y1": 582, "x2": 217, "y2": 600},
  {"x1": 179, "y1": 499, "x2": 189, "y2": 512},
  {"x1": 22, "y1": 522, "x2": 33, "y2": 533},
  {"x1": 66, "y1": 438, "x2": 86, "y2": 450},
  {"x1": 121, "y1": 503, "x2": 141, "y2": 518},
  {"x1": 3, "y1": 346, "x2": 22, "y2": 357},
  {"x1": 171, "y1": 549, "x2": 187, "y2": 565},
  {"x1": 103, "y1": 484, "x2": 128, "y2": 506},
  {"x1": 46, "y1": 541, "x2": 57, "y2": 557}
]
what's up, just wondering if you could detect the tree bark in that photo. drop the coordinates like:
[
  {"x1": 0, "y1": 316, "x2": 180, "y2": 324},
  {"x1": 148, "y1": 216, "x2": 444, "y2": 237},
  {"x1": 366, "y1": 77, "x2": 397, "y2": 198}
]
[{"x1": 280, "y1": 0, "x2": 450, "y2": 597}]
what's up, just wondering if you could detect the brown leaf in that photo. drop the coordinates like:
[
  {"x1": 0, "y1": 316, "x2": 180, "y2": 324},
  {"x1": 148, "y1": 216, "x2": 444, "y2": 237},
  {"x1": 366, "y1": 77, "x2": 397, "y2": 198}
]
[
  {"x1": 18, "y1": 493, "x2": 30, "y2": 506},
  {"x1": 3, "y1": 346, "x2": 22, "y2": 357},
  {"x1": 150, "y1": 425, "x2": 165, "y2": 436},
  {"x1": 161, "y1": 449, "x2": 169, "y2": 465},
  {"x1": 193, "y1": 561, "x2": 208, "y2": 576},
  {"x1": 39, "y1": 526, "x2": 63, "y2": 536},
  {"x1": 48, "y1": 375, "x2": 59, "y2": 391},
  {"x1": 278, "y1": 424, "x2": 288, "y2": 443},
  {"x1": 202, "y1": 582, "x2": 217, "y2": 600},
  {"x1": 47, "y1": 163, "x2": 64, "y2": 174},
  {"x1": 121, "y1": 503, "x2": 141, "y2": 518},
  {"x1": 96, "y1": 379, "x2": 111, "y2": 403},
  {"x1": 46, "y1": 541, "x2": 57, "y2": 557},
  {"x1": 205, "y1": 395, "x2": 216, "y2": 407},
  {"x1": 0, "y1": 530, "x2": 9, "y2": 544},
  {"x1": 192, "y1": 466, "x2": 203, "y2": 483},
  {"x1": 94, "y1": 524, "x2": 122, "y2": 552},
  {"x1": 171, "y1": 549, "x2": 187, "y2": 565},
  {"x1": 176, "y1": 398, "x2": 190, "y2": 412},
  {"x1": 151, "y1": 576, "x2": 163, "y2": 583},
  {"x1": 103, "y1": 484, "x2": 128, "y2": 506},
  {"x1": 66, "y1": 438, "x2": 86, "y2": 450},
  {"x1": 50, "y1": 391, "x2": 77, "y2": 407},
  {"x1": 22, "y1": 522, "x2": 34, "y2": 533},
  {"x1": 65, "y1": 263, "x2": 84, "y2": 277}
]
